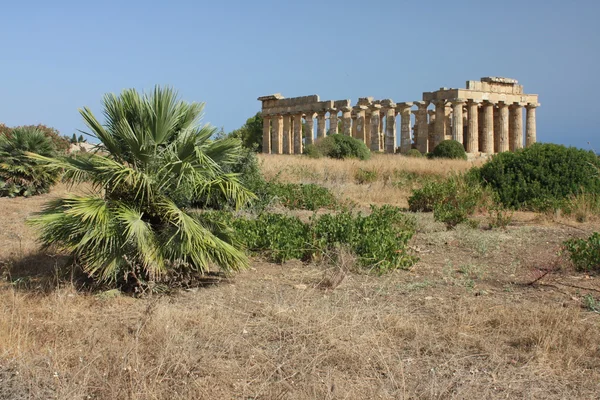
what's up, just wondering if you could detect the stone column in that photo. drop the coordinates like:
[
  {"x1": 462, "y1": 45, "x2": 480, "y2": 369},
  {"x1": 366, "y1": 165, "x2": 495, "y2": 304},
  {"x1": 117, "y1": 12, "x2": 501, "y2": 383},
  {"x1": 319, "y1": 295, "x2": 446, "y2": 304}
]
[
  {"x1": 292, "y1": 114, "x2": 303, "y2": 154},
  {"x1": 383, "y1": 103, "x2": 397, "y2": 153},
  {"x1": 466, "y1": 101, "x2": 479, "y2": 153},
  {"x1": 434, "y1": 100, "x2": 446, "y2": 149},
  {"x1": 304, "y1": 113, "x2": 315, "y2": 146},
  {"x1": 509, "y1": 104, "x2": 523, "y2": 151},
  {"x1": 398, "y1": 102, "x2": 413, "y2": 154},
  {"x1": 342, "y1": 106, "x2": 352, "y2": 136},
  {"x1": 316, "y1": 112, "x2": 327, "y2": 140},
  {"x1": 282, "y1": 114, "x2": 292, "y2": 154},
  {"x1": 482, "y1": 101, "x2": 494, "y2": 154},
  {"x1": 378, "y1": 111, "x2": 385, "y2": 151},
  {"x1": 365, "y1": 110, "x2": 372, "y2": 147},
  {"x1": 262, "y1": 115, "x2": 271, "y2": 154},
  {"x1": 414, "y1": 101, "x2": 429, "y2": 153},
  {"x1": 272, "y1": 114, "x2": 283, "y2": 154},
  {"x1": 445, "y1": 105, "x2": 452, "y2": 141},
  {"x1": 428, "y1": 110, "x2": 436, "y2": 152},
  {"x1": 329, "y1": 109, "x2": 338, "y2": 134},
  {"x1": 497, "y1": 102, "x2": 509, "y2": 152},
  {"x1": 493, "y1": 106, "x2": 500, "y2": 152},
  {"x1": 354, "y1": 106, "x2": 367, "y2": 143},
  {"x1": 451, "y1": 99, "x2": 465, "y2": 145},
  {"x1": 370, "y1": 105, "x2": 382, "y2": 151},
  {"x1": 351, "y1": 110, "x2": 358, "y2": 138},
  {"x1": 526, "y1": 103, "x2": 538, "y2": 147}
]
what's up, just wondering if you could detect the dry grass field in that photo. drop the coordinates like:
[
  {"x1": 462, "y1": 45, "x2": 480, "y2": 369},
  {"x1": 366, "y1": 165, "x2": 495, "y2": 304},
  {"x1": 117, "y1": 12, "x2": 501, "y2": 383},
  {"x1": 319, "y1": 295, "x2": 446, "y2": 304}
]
[{"x1": 1, "y1": 155, "x2": 600, "y2": 399}]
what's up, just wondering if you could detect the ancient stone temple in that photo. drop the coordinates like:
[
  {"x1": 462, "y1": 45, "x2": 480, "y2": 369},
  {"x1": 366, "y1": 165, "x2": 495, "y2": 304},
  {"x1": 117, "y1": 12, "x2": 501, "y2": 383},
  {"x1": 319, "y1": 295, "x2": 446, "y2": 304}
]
[{"x1": 258, "y1": 77, "x2": 539, "y2": 155}]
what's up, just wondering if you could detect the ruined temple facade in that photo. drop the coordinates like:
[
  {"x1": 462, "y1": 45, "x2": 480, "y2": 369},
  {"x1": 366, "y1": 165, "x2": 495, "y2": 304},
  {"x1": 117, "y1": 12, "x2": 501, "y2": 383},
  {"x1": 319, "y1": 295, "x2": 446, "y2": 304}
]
[{"x1": 258, "y1": 77, "x2": 539, "y2": 155}]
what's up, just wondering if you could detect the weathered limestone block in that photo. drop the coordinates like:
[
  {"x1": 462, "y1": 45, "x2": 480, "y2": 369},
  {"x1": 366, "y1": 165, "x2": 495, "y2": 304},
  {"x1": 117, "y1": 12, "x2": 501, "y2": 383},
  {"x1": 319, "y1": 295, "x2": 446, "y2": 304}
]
[
  {"x1": 282, "y1": 115, "x2": 292, "y2": 154},
  {"x1": 305, "y1": 113, "x2": 315, "y2": 146},
  {"x1": 397, "y1": 102, "x2": 413, "y2": 154},
  {"x1": 526, "y1": 103, "x2": 539, "y2": 147},
  {"x1": 482, "y1": 101, "x2": 494, "y2": 154},
  {"x1": 509, "y1": 104, "x2": 523, "y2": 151},
  {"x1": 272, "y1": 115, "x2": 283, "y2": 154},
  {"x1": 450, "y1": 99, "x2": 465, "y2": 145},
  {"x1": 370, "y1": 105, "x2": 382, "y2": 151},
  {"x1": 497, "y1": 102, "x2": 509, "y2": 152},
  {"x1": 414, "y1": 101, "x2": 429, "y2": 153},
  {"x1": 466, "y1": 101, "x2": 479, "y2": 153},
  {"x1": 262, "y1": 116, "x2": 271, "y2": 154}
]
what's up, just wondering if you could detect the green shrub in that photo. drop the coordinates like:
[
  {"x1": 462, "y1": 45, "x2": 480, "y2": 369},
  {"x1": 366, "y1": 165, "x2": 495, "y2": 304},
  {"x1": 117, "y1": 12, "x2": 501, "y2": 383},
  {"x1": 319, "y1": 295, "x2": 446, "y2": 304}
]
[
  {"x1": 206, "y1": 206, "x2": 418, "y2": 272},
  {"x1": 478, "y1": 143, "x2": 600, "y2": 209},
  {"x1": 303, "y1": 143, "x2": 324, "y2": 159},
  {"x1": 354, "y1": 168, "x2": 378, "y2": 184},
  {"x1": 307, "y1": 134, "x2": 370, "y2": 160},
  {"x1": 321, "y1": 205, "x2": 416, "y2": 272},
  {"x1": 0, "y1": 127, "x2": 59, "y2": 197},
  {"x1": 408, "y1": 180, "x2": 447, "y2": 212},
  {"x1": 428, "y1": 140, "x2": 467, "y2": 160},
  {"x1": 267, "y1": 183, "x2": 337, "y2": 210},
  {"x1": 408, "y1": 173, "x2": 486, "y2": 229},
  {"x1": 406, "y1": 149, "x2": 423, "y2": 158},
  {"x1": 563, "y1": 232, "x2": 600, "y2": 272}
]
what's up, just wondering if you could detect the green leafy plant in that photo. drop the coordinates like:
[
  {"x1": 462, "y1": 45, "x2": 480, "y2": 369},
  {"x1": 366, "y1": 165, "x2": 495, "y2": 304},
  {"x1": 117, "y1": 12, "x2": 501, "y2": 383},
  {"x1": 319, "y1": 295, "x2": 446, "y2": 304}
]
[
  {"x1": 478, "y1": 143, "x2": 600, "y2": 209},
  {"x1": 563, "y1": 232, "x2": 600, "y2": 272},
  {"x1": 406, "y1": 149, "x2": 424, "y2": 158},
  {"x1": 0, "y1": 127, "x2": 59, "y2": 197},
  {"x1": 28, "y1": 86, "x2": 255, "y2": 286},
  {"x1": 354, "y1": 168, "x2": 378, "y2": 184},
  {"x1": 428, "y1": 140, "x2": 467, "y2": 160},
  {"x1": 408, "y1": 173, "x2": 487, "y2": 229},
  {"x1": 305, "y1": 134, "x2": 370, "y2": 160},
  {"x1": 205, "y1": 205, "x2": 418, "y2": 272},
  {"x1": 228, "y1": 112, "x2": 263, "y2": 151}
]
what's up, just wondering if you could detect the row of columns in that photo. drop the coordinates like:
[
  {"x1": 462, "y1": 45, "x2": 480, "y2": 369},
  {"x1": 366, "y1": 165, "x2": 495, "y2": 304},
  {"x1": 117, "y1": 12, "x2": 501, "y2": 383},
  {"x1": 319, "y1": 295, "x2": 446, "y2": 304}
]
[{"x1": 262, "y1": 101, "x2": 538, "y2": 155}]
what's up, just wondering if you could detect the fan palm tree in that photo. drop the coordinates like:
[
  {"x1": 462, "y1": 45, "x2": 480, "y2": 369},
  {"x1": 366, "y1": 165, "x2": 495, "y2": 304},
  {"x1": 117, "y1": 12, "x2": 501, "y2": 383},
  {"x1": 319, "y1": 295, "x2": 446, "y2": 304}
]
[
  {"x1": 29, "y1": 86, "x2": 254, "y2": 284},
  {"x1": 0, "y1": 127, "x2": 58, "y2": 197}
]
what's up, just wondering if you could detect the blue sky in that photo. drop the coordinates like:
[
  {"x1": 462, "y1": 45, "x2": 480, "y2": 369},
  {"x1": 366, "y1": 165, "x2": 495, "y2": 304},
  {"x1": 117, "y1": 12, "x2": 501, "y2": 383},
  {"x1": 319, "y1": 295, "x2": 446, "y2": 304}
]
[{"x1": 1, "y1": 0, "x2": 598, "y2": 149}]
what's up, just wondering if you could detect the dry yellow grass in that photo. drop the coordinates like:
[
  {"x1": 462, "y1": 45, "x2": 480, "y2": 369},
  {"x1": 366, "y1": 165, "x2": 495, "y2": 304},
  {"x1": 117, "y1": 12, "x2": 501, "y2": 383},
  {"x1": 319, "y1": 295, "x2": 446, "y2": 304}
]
[
  {"x1": 1, "y1": 160, "x2": 600, "y2": 399},
  {"x1": 258, "y1": 154, "x2": 479, "y2": 207}
]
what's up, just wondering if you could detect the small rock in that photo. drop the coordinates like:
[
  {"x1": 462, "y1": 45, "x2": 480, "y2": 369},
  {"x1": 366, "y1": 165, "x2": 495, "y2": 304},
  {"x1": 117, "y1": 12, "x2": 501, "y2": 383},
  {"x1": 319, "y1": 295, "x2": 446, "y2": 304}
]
[
  {"x1": 425, "y1": 296, "x2": 434, "y2": 301},
  {"x1": 293, "y1": 284, "x2": 308, "y2": 290}
]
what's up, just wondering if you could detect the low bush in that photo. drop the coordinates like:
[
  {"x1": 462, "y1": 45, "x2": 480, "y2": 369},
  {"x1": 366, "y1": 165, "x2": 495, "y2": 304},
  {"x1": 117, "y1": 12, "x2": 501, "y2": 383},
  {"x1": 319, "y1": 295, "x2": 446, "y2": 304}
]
[
  {"x1": 563, "y1": 232, "x2": 600, "y2": 272},
  {"x1": 203, "y1": 206, "x2": 418, "y2": 272},
  {"x1": 266, "y1": 182, "x2": 337, "y2": 210},
  {"x1": 406, "y1": 149, "x2": 423, "y2": 158},
  {"x1": 477, "y1": 143, "x2": 600, "y2": 209},
  {"x1": 0, "y1": 127, "x2": 60, "y2": 197},
  {"x1": 354, "y1": 168, "x2": 378, "y2": 184},
  {"x1": 206, "y1": 147, "x2": 336, "y2": 211},
  {"x1": 1, "y1": 124, "x2": 69, "y2": 153},
  {"x1": 305, "y1": 134, "x2": 370, "y2": 160},
  {"x1": 408, "y1": 173, "x2": 488, "y2": 229},
  {"x1": 428, "y1": 140, "x2": 467, "y2": 160}
]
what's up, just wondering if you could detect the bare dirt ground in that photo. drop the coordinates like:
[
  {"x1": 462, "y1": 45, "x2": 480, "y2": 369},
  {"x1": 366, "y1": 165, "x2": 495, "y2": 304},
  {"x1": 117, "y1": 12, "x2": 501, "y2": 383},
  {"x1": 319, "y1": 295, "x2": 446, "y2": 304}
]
[{"x1": 1, "y1": 157, "x2": 600, "y2": 399}]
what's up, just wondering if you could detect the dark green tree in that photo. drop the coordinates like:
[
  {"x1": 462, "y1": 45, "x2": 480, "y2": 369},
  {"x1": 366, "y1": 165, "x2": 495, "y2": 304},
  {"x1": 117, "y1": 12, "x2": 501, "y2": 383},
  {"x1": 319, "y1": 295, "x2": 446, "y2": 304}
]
[{"x1": 229, "y1": 112, "x2": 263, "y2": 151}]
